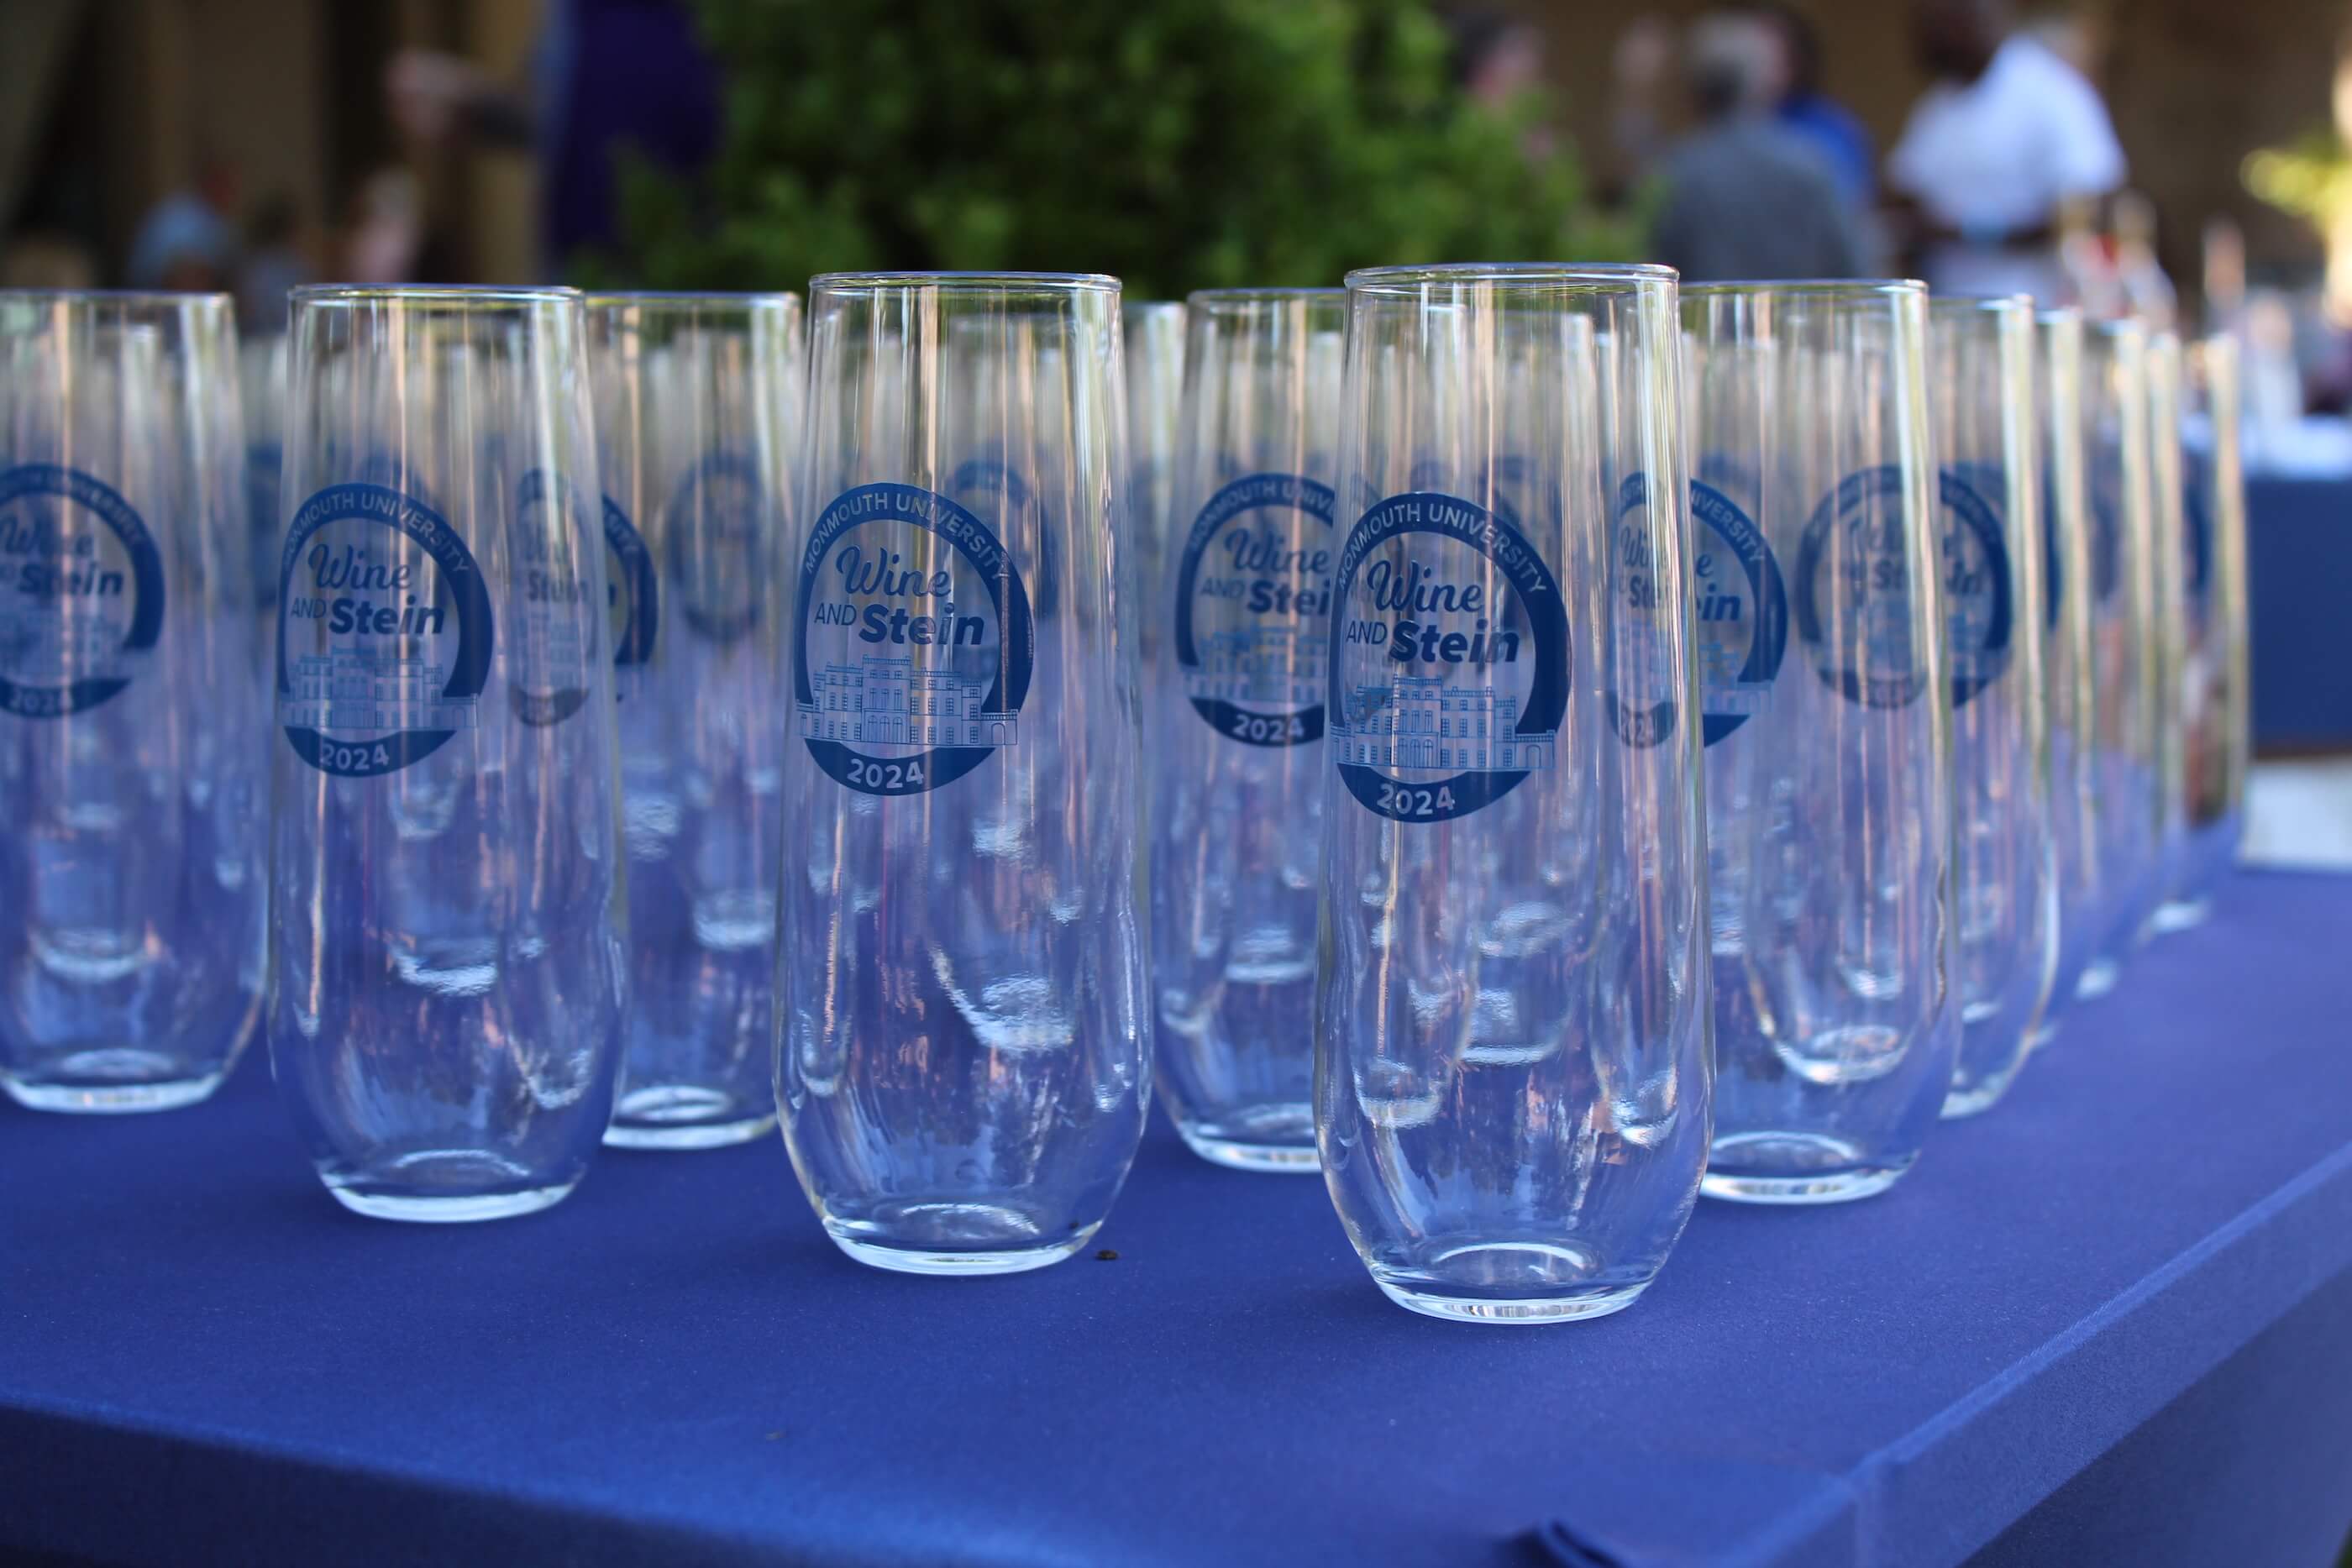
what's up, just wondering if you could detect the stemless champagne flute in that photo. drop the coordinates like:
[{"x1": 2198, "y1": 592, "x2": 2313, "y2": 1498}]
[
  {"x1": 1152, "y1": 288, "x2": 1345, "y2": 1171},
  {"x1": 780, "y1": 273, "x2": 1149, "y2": 1275},
  {"x1": 1122, "y1": 300, "x2": 1185, "y2": 667},
  {"x1": 0, "y1": 291, "x2": 263, "y2": 1111},
  {"x1": 2076, "y1": 319, "x2": 2158, "y2": 999},
  {"x1": 586, "y1": 292, "x2": 801, "y2": 1149},
  {"x1": 2157, "y1": 333, "x2": 2250, "y2": 927},
  {"x1": 2030, "y1": 308, "x2": 2104, "y2": 1047},
  {"x1": 1316, "y1": 264, "x2": 1709, "y2": 1323},
  {"x1": 239, "y1": 330, "x2": 287, "y2": 625},
  {"x1": 2134, "y1": 330, "x2": 2190, "y2": 945},
  {"x1": 1927, "y1": 296, "x2": 2051, "y2": 1118},
  {"x1": 270, "y1": 286, "x2": 624, "y2": 1219},
  {"x1": 1684, "y1": 280, "x2": 1957, "y2": 1202}
]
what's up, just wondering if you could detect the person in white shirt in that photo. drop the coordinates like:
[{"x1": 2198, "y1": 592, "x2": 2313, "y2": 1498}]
[{"x1": 1885, "y1": 0, "x2": 2127, "y2": 302}]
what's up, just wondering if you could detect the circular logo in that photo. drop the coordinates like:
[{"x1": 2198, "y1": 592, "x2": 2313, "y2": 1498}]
[
  {"x1": 664, "y1": 450, "x2": 767, "y2": 645},
  {"x1": 276, "y1": 481, "x2": 494, "y2": 777},
  {"x1": 1171, "y1": 472, "x2": 1335, "y2": 747},
  {"x1": 1675, "y1": 476, "x2": 1786, "y2": 747},
  {"x1": 1605, "y1": 474, "x2": 1683, "y2": 750},
  {"x1": 793, "y1": 482, "x2": 1033, "y2": 798},
  {"x1": 1934, "y1": 468, "x2": 2013, "y2": 710},
  {"x1": 1327, "y1": 491, "x2": 1570, "y2": 825},
  {"x1": 0, "y1": 464, "x2": 166, "y2": 719},
  {"x1": 602, "y1": 495, "x2": 658, "y2": 690},
  {"x1": 951, "y1": 458, "x2": 1058, "y2": 621},
  {"x1": 1793, "y1": 465, "x2": 1927, "y2": 711}
]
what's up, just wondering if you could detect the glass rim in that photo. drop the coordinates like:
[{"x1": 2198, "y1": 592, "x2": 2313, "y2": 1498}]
[
  {"x1": 1186, "y1": 286, "x2": 1347, "y2": 307},
  {"x1": 810, "y1": 271, "x2": 1121, "y2": 295},
  {"x1": 290, "y1": 283, "x2": 582, "y2": 306},
  {"x1": 1346, "y1": 262, "x2": 1676, "y2": 294},
  {"x1": 2088, "y1": 315, "x2": 2149, "y2": 341},
  {"x1": 2037, "y1": 304, "x2": 2087, "y2": 324},
  {"x1": 1679, "y1": 277, "x2": 1927, "y2": 299},
  {"x1": 1928, "y1": 292, "x2": 2035, "y2": 317},
  {"x1": 1124, "y1": 299, "x2": 1186, "y2": 316},
  {"x1": 0, "y1": 288, "x2": 232, "y2": 311},
  {"x1": 582, "y1": 289, "x2": 801, "y2": 306}
]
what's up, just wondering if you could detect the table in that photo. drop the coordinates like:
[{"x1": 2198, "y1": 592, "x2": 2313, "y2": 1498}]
[
  {"x1": 4, "y1": 870, "x2": 2351, "y2": 1568},
  {"x1": 2250, "y1": 474, "x2": 2352, "y2": 752}
]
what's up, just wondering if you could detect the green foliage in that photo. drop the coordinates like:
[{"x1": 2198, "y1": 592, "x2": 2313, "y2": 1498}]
[{"x1": 602, "y1": 0, "x2": 1631, "y2": 296}]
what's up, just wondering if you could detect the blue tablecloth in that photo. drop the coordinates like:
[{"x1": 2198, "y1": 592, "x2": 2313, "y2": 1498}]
[
  {"x1": 2250, "y1": 474, "x2": 2352, "y2": 752},
  {"x1": 5, "y1": 871, "x2": 2351, "y2": 1568}
]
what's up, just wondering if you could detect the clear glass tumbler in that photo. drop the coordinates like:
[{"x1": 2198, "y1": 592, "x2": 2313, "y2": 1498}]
[
  {"x1": 586, "y1": 292, "x2": 801, "y2": 1149},
  {"x1": 269, "y1": 286, "x2": 624, "y2": 1220},
  {"x1": 1315, "y1": 264, "x2": 1710, "y2": 1323},
  {"x1": 239, "y1": 330, "x2": 287, "y2": 625},
  {"x1": 2076, "y1": 319, "x2": 2159, "y2": 999},
  {"x1": 1150, "y1": 288, "x2": 1345, "y2": 1172},
  {"x1": 2030, "y1": 307, "x2": 2104, "y2": 1047},
  {"x1": 2155, "y1": 333, "x2": 2249, "y2": 929},
  {"x1": 1684, "y1": 280, "x2": 1957, "y2": 1202},
  {"x1": 0, "y1": 290, "x2": 265, "y2": 1111},
  {"x1": 2135, "y1": 330, "x2": 2191, "y2": 947},
  {"x1": 1927, "y1": 296, "x2": 2052, "y2": 1119},
  {"x1": 780, "y1": 274, "x2": 1150, "y2": 1275}
]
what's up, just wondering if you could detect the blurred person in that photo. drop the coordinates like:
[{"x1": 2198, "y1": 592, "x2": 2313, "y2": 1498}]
[
  {"x1": 1446, "y1": 8, "x2": 1557, "y2": 158},
  {"x1": 387, "y1": 0, "x2": 721, "y2": 275},
  {"x1": 125, "y1": 157, "x2": 239, "y2": 291},
  {"x1": 1884, "y1": 0, "x2": 2125, "y2": 300},
  {"x1": 342, "y1": 170, "x2": 427, "y2": 285},
  {"x1": 1750, "y1": 3, "x2": 1873, "y2": 206},
  {"x1": 1608, "y1": 14, "x2": 1676, "y2": 186},
  {"x1": 236, "y1": 195, "x2": 312, "y2": 337},
  {"x1": 1649, "y1": 13, "x2": 1866, "y2": 282}
]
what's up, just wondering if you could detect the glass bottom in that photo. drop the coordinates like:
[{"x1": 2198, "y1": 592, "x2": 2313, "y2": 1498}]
[
  {"x1": 1368, "y1": 1240, "x2": 1648, "y2": 1325},
  {"x1": 1941, "y1": 1077, "x2": 2013, "y2": 1120},
  {"x1": 2075, "y1": 957, "x2": 2120, "y2": 1002},
  {"x1": 2152, "y1": 896, "x2": 2212, "y2": 934},
  {"x1": 822, "y1": 1201, "x2": 1097, "y2": 1277},
  {"x1": 2025, "y1": 1019, "x2": 2060, "y2": 1054},
  {"x1": 1702, "y1": 1131, "x2": 1914, "y2": 1204},
  {"x1": 321, "y1": 1149, "x2": 584, "y2": 1224},
  {"x1": 1174, "y1": 1104, "x2": 1320, "y2": 1173},
  {"x1": 604, "y1": 1084, "x2": 775, "y2": 1151},
  {"x1": 1, "y1": 1050, "x2": 229, "y2": 1114}
]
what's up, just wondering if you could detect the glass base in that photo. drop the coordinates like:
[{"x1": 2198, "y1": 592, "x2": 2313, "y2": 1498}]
[
  {"x1": 2075, "y1": 957, "x2": 2120, "y2": 1002},
  {"x1": 605, "y1": 1084, "x2": 775, "y2": 1151},
  {"x1": 326, "y1": 1179, "x2": 580, "y2": 1224},
  {"x1": 2026, "y1": 1019, "x2": 2060, "y2": 1054},
  {"x1": 1368, "y1": 1241, "x2": 1647, "y2": 1325},
  {"x1": 321, "y1": 1149, "x2": 584, "y2": 1223},
  {"x1": 1703, "y1": 1131, "x2": 1914, "y2": 1204},
  {"x1": 2152, "y1": 896, "x2": 2212, "y2": 934},
  {"x1": 824, "y1": 1213, "x2": 1096, "y2": 1277},
  {"x1": 1174, "y1": 1108, "x2": 1320, "y2": 1173},
  {"x1": 1942, "y1": 1067, "x2": 2024, "y2": 1120},
  {"x1": 1, "y1": 1051, "x2": 228, "y2": 1114}
]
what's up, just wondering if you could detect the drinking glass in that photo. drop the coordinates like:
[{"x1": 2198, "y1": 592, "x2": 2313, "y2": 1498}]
[
  {"x1": 2076, "y1": 319, "x2": 2158, "y2": 999},
  {"x1": 1122, "y1": 301, "x2": 1185, "y2": 666},
  {"x1": 2030, "y1": 308, "x2": 2104, "y2": 1047},
  {"x1": 239, "y1": 331, "x2": 287, "y2": 623},
  {"x1": 1316, "y1": 264, "x2": 1709, "y2": 1322},
  {"x1": 1150, "y1": 288, "x2": 1344, "y2": 1171},
  {"x1": 1684, "y1": 280, "x2": 1956, "y2": 1201},
  {"x1": 0, "y1": 291, "x2": 264, "y2": 1111},
  {"x1": 1927, "y1": 296, "x2": 2051, "y2": 1118},
  {"x1": 270, "y1": 286, "x2": 624, "y2": 1220},
  {"x1": 780, "y1": 274, "x2": 1149, "y2": 1275},
  {"x1": 2135, "y1": 331, "x2": 2191, "y2": 945},
  {"x1": 586, "y1": 292, "x2": 801, "y2": 1149},
  {"x1": 2156, "y1": 333, "x2": 2250, "y2": 927}
]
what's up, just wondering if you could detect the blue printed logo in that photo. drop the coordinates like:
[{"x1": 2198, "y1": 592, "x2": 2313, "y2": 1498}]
[
  {"x1": 603, "y1": 495, "x2": 658, "y2": 690},
  {"x1": 794, "y1": 482, "x2": 1033, "y2": 797},
  {"x1": 1677, "y1": 475, "x2": 1786, "y2": 746},
  {"x1": 276, "y1": 482, "x2": 493, "y2": 777},
  {"x1": 511, "y1": 469, "x2": 601, "y2": 729},
  {"x1": 1793, "y1": 465, "x2": 1926, "y2": 711},
  {"x1": 1173, "y1": 472, "x2": 1335, "y2": 747},
  {"x1": 0, "y1": 464, "x2": 166, "y2": 719},
  {"x1": 1605, "y1": 474, "x2": 1683, "y2": 749},
  {"x1": 1328, "y1": 491, "x2": 1570, "y2": 824},
  {"x1": 1935, "y1": 467, "x2": 2013, "y2": 710},
  {"x1": 664, "y1": 450, "x2": 766, "y2": 645}
]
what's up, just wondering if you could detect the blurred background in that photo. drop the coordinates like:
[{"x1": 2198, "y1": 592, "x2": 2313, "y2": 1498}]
[{"x1": 1, "y1": 3, "x2": 2344, "y2": 312}]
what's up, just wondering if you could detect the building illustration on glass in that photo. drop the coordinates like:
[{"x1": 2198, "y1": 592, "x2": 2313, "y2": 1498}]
[
  {"x1": 798, "y1": 653, "x2": 1016, "y2": 749},
  {"x1": 1188, "y1": 623, "x2": 1323, "y2": 709},
  {"x1": 1331, "y1": 674, "x2": 1552, "y2": 773},
  {"x1": 284, "y1": 645, "x2": 475, "y2": 733}
]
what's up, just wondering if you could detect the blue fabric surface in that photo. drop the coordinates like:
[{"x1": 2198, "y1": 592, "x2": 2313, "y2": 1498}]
[
  {"x1": 3, "y1": 871, "x2": 2350, "y2": 1567},
  {"x1": 2250, "y1": 475, "x2": 2352, "y2": 751}
]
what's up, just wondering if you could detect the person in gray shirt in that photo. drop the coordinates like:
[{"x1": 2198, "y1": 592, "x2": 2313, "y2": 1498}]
[{"x1": 1650, "y1": 13, "x2": 1867, "y2": 282}]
